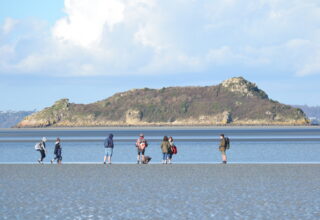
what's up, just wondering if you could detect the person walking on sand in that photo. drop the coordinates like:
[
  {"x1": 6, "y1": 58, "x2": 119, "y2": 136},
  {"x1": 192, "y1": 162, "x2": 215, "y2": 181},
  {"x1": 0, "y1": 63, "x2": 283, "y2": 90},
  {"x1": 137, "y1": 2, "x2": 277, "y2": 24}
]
[
  {"x1": 51, "y1": 138, "x2": 62, "y2": 164},
  {"x1": 136, "y1": 133, "x2": 148, "y2": 164},
  {"x1": 219, "y1": 134, "x2": 228, "y2": 164},
  {"x1": 161, "y1": 136, "x2": 171, "y2": 164},
  {"x1": 37, "y1": 137, "x2": 47, "y2": 164},
  {"x1": 104, "y1": 134, "x2": 114, "y2": 164}
]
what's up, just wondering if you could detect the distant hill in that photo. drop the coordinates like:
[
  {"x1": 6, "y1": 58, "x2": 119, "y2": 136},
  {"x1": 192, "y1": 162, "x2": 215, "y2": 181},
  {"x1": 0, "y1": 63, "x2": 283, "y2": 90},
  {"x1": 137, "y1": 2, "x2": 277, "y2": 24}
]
[
  {"x1": 16, "y1": 77, "x2": 309, "y2": 127},
  {"x1": 0, "y1": 111, "x2": 34, "y2": 128},
  {"x1": 293, "y1": 105, "x2": 320, "y2": 119}
]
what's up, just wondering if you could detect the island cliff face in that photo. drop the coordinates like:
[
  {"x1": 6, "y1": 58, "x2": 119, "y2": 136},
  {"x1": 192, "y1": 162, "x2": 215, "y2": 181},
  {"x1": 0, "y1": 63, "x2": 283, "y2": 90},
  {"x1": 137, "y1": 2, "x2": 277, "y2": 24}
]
[{"x1": 16, "y1": 77, "x2": 309, "y2": 127}]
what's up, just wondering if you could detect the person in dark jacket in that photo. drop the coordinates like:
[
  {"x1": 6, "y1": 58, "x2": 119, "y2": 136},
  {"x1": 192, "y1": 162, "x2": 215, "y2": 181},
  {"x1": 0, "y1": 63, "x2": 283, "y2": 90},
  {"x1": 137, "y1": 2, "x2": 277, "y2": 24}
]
[
  {"x1": 168, "y1": 136, "x2": 174, "y2": 164},
  {"x1": 104, "y1": 134, "x2": 114, "y2": 164},
  {"x1": 37, "y1": 137, "x2": 47, "y2": 164},
  {"x1": 219, "y1": 134, "x2": 227, "y2": 164},
  {"x1": 161, "y1": 136, "x2": 171, "y2": 164},
  {"x1": 51, "y1": 138, "x2": 62, "y2": 164}
]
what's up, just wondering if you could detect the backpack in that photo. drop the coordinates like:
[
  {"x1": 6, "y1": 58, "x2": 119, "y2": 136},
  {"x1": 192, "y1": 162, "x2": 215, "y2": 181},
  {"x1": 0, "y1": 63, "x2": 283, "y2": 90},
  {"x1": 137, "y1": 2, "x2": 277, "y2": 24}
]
[
  {"x1": 171, "y1": 145, "x2": 178, "y2": 154},
  {"x1": 34, "y1": 143, "x2": 41, "y2": 150},
  {"x1": 225, "y1": 137, "x2": 230, "y2": 150}
]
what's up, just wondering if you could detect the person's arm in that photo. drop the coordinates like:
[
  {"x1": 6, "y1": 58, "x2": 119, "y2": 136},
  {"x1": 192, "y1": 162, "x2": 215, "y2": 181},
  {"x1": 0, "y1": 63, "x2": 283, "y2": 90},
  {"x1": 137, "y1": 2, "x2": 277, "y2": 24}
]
[
  {"x1": 219, "y1": 139, "x2": 225, "y2": 147},
  {"x1": 54, "y1": 144, "x2": 58, "y2": 154},
  {"x1": 43, "y1": 142, "x2": 47, "y2": 152}
]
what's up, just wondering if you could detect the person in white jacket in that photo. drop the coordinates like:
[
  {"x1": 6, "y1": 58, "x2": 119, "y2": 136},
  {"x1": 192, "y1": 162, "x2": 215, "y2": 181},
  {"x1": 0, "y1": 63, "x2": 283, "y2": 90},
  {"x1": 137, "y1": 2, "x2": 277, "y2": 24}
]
[{"x1": 37, "y1": 137, "x2": 47, "y2": 164}]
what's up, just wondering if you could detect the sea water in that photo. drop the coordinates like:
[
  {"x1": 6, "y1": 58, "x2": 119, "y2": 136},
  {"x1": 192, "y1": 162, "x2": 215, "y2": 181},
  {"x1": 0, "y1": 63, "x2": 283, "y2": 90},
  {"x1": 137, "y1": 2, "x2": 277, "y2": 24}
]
[{"x1": 0, "y1": 127, "x2": 320, "y2": 163}]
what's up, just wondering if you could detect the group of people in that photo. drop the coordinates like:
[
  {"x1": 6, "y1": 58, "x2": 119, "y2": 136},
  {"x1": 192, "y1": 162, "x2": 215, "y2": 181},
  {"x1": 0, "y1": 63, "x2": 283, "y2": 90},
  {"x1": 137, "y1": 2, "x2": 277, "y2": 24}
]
[
  {"x1": 103, "y1": 133, "x2": 177, "y2": 164},
  {"x1": 35, "y1": 137, "x2": 62, "y2": 164},
  {"x1": 36, "y1": 133, "x2": 230, "y2": 164},
  {"x1": 160, "y1": 136, "x2": 177, "y2": 164}
]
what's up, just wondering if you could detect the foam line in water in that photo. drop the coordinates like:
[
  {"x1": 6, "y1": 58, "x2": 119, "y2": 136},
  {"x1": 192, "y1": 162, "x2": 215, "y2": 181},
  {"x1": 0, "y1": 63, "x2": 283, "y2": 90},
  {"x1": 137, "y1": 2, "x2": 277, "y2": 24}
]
[{"x1": 1, "y1": 162, "x2": 320, "y2": 165}]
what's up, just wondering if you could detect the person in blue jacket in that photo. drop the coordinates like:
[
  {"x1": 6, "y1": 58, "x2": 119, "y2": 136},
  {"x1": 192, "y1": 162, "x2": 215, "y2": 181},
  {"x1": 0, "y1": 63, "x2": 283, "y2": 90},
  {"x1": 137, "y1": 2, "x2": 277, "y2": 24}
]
[
  {"x1": 104, "y1": 134, "x2": 114, "y2": 164},
  {"x1": 51, "y1": 138, "x2": 62, "y2": 164}
]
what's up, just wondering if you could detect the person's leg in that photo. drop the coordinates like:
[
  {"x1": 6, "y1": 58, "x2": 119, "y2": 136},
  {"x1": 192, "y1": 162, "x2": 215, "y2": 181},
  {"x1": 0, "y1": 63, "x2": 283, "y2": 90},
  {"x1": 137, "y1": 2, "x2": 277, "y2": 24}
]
[
  {"x1": 162, "y1": 153, "x2": 167, "y2": 164},
  {"x1": 58, "y1": 155, "x2": 62, "y2": 164},
  {"x1": 56, "y1": 154, "x2": 61, "y2": 164},
  {"x1": 137, "y1": 150, "x2": 141, "y2": 164},
  {"x1": 168, "y1": 154, "x2": 172, "y2": 164},
  {"x1": 104, "y1": 148, "x2": 107, "y2": 164},
  {"x1": 54, "y1": 154, "x2": 59, "y2": 162},
  {"x1": 40, "y1": 150, "x2": 44, "y2": 162},
  {"x1": 223, "y1": 153, "x2": 227, "y2": 163},
  {"x1": 141, "y1": 149, "x2": 145, "y2": 163},
  {"x1": 38, "y1": 150, "x2": 42, "y2": 163},
  {"x1": 51, "y1": 155, "x2": 56, "y2": 164},
  {"x1": 108, "y1": 148, "x2": 113, "y2": 164},
  {"x1": 57, "y1": 149, "x2": 62, "y2": 164},
  {"x1": 40, "y1": 150, "x2": 45, "y2": 163},
  {"x1": 221, "y1": 151, "x2": 227, "y2": 163}
]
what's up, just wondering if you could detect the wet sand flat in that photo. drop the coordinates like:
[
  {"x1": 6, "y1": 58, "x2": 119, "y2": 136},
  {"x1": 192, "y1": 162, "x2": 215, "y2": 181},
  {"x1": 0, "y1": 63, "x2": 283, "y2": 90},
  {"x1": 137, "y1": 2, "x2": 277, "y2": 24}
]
[{"x1": 0, "y1": 164, "x2": 319, "y2": 219}]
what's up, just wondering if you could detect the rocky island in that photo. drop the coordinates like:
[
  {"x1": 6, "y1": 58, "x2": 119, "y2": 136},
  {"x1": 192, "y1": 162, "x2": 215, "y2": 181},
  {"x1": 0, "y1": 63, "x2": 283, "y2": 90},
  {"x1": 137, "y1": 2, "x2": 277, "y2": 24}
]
[{"x1": 16, "y1": 77, "x2": 309, "y2": 127}]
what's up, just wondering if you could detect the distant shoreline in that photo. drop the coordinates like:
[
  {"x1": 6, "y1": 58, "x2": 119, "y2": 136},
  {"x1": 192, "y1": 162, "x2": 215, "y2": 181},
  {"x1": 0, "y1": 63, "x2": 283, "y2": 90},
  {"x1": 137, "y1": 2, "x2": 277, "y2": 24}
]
[{"x1": 2, "y1": 125, "x2": 319, "y2": 131}]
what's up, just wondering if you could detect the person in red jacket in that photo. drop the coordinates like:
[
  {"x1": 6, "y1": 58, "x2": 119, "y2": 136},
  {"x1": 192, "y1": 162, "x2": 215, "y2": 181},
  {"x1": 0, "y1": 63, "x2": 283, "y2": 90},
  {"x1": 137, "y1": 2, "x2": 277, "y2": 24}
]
[{"x1": 136, "y1": 133, "x2": 148, "y2": 164}]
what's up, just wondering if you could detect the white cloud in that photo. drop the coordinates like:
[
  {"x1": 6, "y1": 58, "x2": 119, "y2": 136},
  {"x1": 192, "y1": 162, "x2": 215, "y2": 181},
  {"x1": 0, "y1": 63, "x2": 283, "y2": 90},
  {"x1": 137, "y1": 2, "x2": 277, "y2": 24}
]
[
  {"x1": 1, "y1": 0, "x2": 320, "y2": 76},
  {"x1": 53, "y1": 0, "x2": 125, "y2": 48},
  {"x1": 2, "y1": 18, "x2": 19, "y2": 34}
]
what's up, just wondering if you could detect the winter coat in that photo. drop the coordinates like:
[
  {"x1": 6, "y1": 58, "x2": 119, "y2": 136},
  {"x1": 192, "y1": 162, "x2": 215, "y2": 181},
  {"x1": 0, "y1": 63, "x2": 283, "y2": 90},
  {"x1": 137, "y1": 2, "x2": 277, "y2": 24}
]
[
  {"x1": 219, "y1": 138, "x2": 226, "y2": 151},
  {"x1": 219, "y1": 138, "x2": 226, "y2": 148},
  {"x1": 54, "y1": 142, "x2": 61, "y2": 156},
  {"x1": 161, "y1": 141, "x2": 171, "y2": 154},
  {"x1": 40, "y1": 141, "x2": 46, "y2": 151},
  {"x1": 104, "y1": 134, "x2": 114, "y2": 148}
]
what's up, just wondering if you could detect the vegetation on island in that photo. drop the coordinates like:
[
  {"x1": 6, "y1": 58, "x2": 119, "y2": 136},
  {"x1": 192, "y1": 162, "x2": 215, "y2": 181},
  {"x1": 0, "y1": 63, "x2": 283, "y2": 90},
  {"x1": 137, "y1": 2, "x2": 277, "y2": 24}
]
[{"x1": 16, "y1": 77, "x2": 309, "y2": 127}]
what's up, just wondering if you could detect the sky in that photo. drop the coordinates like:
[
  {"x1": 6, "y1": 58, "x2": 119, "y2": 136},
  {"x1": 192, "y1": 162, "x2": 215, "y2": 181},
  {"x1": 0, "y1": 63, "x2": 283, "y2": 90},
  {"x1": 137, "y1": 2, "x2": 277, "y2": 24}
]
[{"x1": 0, "y1": 0, "x2": 320, "y2": 111}]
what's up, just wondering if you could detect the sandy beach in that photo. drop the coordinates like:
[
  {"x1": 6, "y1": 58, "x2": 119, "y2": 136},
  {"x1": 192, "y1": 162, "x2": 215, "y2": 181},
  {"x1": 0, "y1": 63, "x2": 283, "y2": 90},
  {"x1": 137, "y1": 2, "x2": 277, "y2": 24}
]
[{"x1": 0, "y1": 164, "x2": 319, "y2": 219}]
